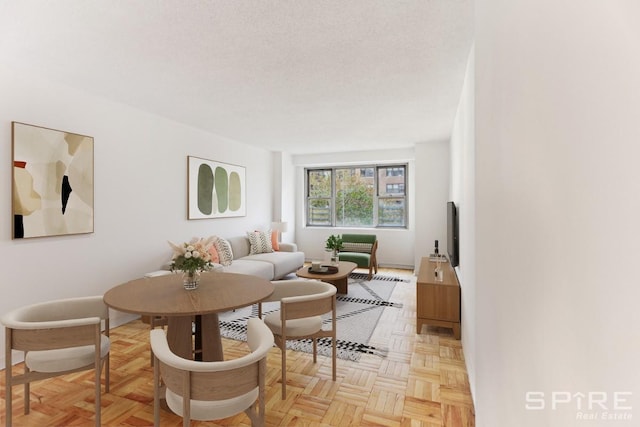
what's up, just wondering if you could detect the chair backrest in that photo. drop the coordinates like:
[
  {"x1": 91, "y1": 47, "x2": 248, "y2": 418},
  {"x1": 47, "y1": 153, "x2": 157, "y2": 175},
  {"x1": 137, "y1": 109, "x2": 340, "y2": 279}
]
[
  {"x1": 263, "y1": 280, "x2": 332, "y2": 303},
  {"x1": 279, "y1": 282, "x2": 336, "y2": 321},
  {"x1": 2, "y1": 296, "x2": 109, "y2": 351},
  {"x1": 150, "y1": 318, "x2": 274, "y2": 402},
  {"x1": 341, "y1": 234, "x2": 377, "y2": 253},
  {"x1": 3, "y1": 296, "x2": 109, "y2": 323},
  {"x1": 341, "y1": 234, "x2": 376, "y2": 244},
  {"x1": 260, "y1": 280, "x2": 336, "y2": 320}
]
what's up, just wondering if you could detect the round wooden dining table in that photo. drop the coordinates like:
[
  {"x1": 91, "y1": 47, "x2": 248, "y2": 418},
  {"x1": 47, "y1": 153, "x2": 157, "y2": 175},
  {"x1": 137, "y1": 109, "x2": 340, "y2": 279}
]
[{"x1": 104, "y1": 271, "x2": 274, "y2": 361}]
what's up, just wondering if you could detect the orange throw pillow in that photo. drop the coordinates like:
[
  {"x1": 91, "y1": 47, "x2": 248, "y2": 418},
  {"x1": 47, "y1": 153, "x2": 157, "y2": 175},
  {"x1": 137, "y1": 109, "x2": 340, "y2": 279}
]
[
  {"x1": 208, "y1": 245, "x2": 220, "y2": 264},
  {"x1": 271, "y1": 230, "x2": 280, "y2": 251}
]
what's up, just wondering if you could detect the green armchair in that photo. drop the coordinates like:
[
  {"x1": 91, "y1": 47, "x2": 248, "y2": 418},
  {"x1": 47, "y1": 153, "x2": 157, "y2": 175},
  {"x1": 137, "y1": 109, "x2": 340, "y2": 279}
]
[{"x1": 338, "y1": 234, "x2": 378, "y2": 279}]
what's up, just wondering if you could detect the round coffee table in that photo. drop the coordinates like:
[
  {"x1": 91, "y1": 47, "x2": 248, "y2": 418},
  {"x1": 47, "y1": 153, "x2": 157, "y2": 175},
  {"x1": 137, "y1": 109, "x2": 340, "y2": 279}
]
[{"x1": 296, "y1": 261, "x2": 357, "y2": 294}]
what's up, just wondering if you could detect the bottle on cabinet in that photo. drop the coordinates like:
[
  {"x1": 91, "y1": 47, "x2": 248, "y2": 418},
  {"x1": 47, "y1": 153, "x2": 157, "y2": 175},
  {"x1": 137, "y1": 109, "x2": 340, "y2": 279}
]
[
  {"x1": 430, "y1": 240, "x2": 447, "y2": 262},
  {"x1": 434, "y1": 258, "x2": 443, "y2": 282}
]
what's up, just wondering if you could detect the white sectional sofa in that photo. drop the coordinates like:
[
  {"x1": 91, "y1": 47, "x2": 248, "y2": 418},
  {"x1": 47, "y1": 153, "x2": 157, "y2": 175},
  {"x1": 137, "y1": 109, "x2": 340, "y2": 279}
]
[
  {"x1": 220, "y1": 235, "x2": 304, "y2": 280},
  {"x1": 161, "y1": 234, "x2": 305, "y2": 281}
]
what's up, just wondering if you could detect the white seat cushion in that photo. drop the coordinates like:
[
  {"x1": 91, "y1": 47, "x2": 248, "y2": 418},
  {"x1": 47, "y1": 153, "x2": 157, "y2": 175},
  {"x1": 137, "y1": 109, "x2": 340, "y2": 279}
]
[
  {"x1": 264, "y1": 312, "x2": 322, "y2": 337},
  {"x1": 242, "y1": 251, "x2": 305, "y2": 279},
  {"x1": 165, "y1": 387, "x2": 259, "y2": 421},
  {"x1": 26, "y1": 335, "x2": 110, "y2": 373},
  {"x1": 221, "y1": 259, "x2": 274, "y2": 280}
]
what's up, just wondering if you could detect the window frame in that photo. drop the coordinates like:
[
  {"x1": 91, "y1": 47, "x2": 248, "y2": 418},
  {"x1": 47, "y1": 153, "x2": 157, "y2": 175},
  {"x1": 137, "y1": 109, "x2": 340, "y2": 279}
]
[{"x1": 305, "y1": 163, "x2": 408, "y2": 229}]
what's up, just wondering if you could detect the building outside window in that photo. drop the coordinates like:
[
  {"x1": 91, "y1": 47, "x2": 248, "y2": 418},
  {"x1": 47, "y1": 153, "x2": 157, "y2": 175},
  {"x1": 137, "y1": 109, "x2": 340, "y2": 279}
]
[
  {"x1": 306, "y1": 164, "x2": 407, "y2": 228},
  {"x1": 386, "y1": 183, "x2": 405, "y2": 193},
  {"x1": 385, "y1": 167, "x2": 404, "y2": 177}
]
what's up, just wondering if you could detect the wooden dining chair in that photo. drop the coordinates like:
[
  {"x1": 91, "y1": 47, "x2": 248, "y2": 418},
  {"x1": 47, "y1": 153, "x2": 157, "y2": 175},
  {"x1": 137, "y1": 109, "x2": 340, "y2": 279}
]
[
  {"x1": 2, "y1": 296, "x2": 110, "y2": 427},
  {"x1": 150, "y1": 317, "x2": 274, "y2": 427},
  {"x1": 258, "y1": 280, "x2": 337, "y2": 399}
]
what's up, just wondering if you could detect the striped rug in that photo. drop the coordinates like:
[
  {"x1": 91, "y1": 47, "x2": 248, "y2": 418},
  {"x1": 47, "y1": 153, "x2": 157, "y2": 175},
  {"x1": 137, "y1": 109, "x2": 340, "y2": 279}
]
[{"x1": 218, "y1": 272, "x2": 409, "y2": 361}]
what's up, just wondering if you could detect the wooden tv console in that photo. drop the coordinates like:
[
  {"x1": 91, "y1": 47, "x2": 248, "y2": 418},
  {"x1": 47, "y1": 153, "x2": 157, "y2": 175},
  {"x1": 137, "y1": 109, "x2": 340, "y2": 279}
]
[{"x1": 416, "y1": 257, "x2": 461, "y2": 339}]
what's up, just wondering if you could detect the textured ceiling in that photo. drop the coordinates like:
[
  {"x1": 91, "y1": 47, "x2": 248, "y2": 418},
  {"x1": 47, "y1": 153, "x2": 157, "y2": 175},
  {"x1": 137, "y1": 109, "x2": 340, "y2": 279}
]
[{"x1": 0, "y1": 1, "x2": 473, "y2": 154}]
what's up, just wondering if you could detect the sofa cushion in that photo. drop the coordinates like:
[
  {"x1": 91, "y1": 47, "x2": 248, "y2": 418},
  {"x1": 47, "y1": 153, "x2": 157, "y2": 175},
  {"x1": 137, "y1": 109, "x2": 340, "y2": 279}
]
[
  {"x1": 278, "y1": 242, "x2": 298, "y2": 252},
  {"x1": 227, "y1": 236, "x2": 251, "y2": 259},
  {"x1": 247, "y1": 230, "x2": 274, "y2": 255},
  {"x1": 221, "y1": 259, "x2": 274, "y2": 281},
  {"x1": 242, "y1": 251, "x2": 304, "y2": 280}
]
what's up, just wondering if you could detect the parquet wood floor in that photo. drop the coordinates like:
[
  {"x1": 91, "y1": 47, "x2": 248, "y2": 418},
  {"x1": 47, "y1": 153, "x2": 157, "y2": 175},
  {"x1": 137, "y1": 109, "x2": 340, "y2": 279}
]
[{"x1": 0, "y1": 268, "x2": 475, "y2": 426}]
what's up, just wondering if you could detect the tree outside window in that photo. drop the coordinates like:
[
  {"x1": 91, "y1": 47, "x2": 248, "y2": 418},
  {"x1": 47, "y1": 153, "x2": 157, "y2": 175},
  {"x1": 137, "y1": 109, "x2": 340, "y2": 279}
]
[
  {"x1": 307, "y1": 169, "x2": 332, "y2": 226},
  {"x1": 335, "y1": 168, "x2": 374, "y2": 227}
]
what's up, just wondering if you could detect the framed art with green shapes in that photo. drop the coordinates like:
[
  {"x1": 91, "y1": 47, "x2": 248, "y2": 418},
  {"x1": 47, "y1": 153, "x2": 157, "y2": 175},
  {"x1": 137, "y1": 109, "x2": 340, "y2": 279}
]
[{"x1": 187, "y1": 156, "x2": 246, "y2": 219}]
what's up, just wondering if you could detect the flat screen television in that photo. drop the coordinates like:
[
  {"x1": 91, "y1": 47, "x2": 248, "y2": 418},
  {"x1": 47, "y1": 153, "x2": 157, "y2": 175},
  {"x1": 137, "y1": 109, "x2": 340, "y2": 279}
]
[{"x1": 447, "y1": 201, "x2": 459, "y2": 267}]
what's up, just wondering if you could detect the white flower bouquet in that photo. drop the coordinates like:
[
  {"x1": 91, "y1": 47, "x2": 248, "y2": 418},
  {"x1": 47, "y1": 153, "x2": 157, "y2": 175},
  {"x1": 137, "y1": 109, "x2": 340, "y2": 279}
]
[{"x1": 168, "y1": 237, "x2": 215, "y2": 274}]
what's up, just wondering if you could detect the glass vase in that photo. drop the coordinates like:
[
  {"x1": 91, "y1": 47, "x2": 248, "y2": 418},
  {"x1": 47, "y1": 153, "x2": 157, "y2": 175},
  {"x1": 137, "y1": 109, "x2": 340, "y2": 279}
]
[
  {"x1": 331, "y1": 249, "x2": 339, "y2": 266},
  {"x1": 183, "y1": 270, "x2": 201, "y2": 290}
]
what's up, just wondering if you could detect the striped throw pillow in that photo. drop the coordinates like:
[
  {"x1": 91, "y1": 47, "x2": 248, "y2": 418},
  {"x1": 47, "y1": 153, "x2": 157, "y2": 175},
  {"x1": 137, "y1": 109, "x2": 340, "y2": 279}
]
[
  {"x1": 214, "y1": 237, "x2": 234, "y2": 266},
  {"x1": 341, "y1": 242, "x2": 373, "y2": 253},
  {"x1": 247, "y1": 231, "x2": 274, "y2": 255}
]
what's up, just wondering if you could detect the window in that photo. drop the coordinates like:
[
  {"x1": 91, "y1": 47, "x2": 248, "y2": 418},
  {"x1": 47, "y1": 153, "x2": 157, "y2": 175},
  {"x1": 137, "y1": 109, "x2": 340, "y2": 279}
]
[{"x1": 306, "y1": 164, "x2": 407, "y2": 228}]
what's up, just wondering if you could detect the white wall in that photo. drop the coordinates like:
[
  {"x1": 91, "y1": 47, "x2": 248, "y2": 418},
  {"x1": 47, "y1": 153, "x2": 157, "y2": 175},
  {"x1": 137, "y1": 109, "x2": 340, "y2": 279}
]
[
  {"x1": 293, "y1": 148, "x2": 417, "y2": 269},
  {"x1": 450, "y1": 46, "x2": 476, "y2": 398},
  {"x1": 475, "y1": 1, "x2": 640, "y2": 426},
  {"x1": 414, "y1": 140, "x2": 450, "y2": 270},
  {"x1": 0, "y1": 65, "x2": 275, "y2": 366},
  {"x1": 271, "y1": 151, "x2": 296, "y2": 244}
]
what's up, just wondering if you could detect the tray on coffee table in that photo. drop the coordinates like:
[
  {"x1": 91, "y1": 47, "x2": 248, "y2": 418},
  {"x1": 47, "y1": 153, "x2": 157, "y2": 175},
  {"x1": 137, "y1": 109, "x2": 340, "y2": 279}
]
[{"x1": 307, "y1": 265, "x2": 339, "y2": 275}]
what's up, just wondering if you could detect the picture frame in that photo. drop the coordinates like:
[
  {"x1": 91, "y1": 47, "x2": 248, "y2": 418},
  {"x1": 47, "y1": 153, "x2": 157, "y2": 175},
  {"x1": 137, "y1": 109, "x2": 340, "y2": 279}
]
[
  {"x1": 12, "y1": 122, "x2": 94, "y2": 239},
  {"x1": 187, "y1": 156, "x2": 246, "y2": 219}
]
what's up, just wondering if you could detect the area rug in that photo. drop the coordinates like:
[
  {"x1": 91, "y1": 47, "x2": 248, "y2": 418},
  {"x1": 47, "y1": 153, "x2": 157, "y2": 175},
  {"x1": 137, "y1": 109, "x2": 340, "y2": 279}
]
[{"x1": 218, "y1": 272, "x2": 409, "y2": 361}]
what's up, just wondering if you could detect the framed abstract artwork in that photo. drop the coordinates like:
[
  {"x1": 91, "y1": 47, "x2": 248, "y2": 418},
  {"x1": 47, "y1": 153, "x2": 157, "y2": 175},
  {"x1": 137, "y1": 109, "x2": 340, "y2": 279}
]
[
  {"x1": 187, "y1": 156, "x2": 246, "y2": 219},
  {"x1": 12, "y1": 122, "x2": 94, "y2": 239}
]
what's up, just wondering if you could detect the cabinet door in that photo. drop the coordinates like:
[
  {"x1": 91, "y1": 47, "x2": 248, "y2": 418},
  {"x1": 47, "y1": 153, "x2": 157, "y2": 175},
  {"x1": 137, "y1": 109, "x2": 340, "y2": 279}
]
[{"x1": 417, "y1": 283, "x2": 460, "y2": 322}]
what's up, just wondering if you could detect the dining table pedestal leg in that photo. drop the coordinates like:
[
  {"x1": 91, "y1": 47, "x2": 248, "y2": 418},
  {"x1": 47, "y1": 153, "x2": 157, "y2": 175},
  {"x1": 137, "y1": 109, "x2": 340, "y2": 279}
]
[
  {"x1": 166, "y1": 316, "x2": 194, "y2": 360},
  {"x1": 199, "y1": 313, "x2": 223, "y2": 361},
  {"x1": 166, "y1": 314, "x2": 224, "y2": 362}
]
